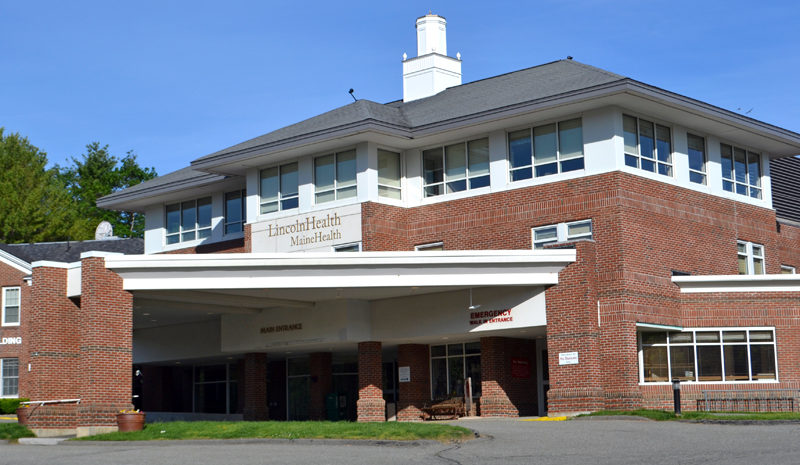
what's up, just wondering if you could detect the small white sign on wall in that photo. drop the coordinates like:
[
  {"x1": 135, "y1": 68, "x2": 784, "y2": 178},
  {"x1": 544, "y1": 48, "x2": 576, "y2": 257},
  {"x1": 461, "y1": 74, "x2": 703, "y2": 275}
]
[
  {"x1": 558, "y1": 351, "x2": 579, "y2": 365},
  {"x1": 398, "y1": 366, "x2": 411, "y2": 383}
]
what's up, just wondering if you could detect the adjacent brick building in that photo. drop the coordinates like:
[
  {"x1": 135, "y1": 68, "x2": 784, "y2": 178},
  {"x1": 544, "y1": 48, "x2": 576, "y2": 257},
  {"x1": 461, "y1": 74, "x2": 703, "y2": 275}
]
[{"x1": 7, "y1": 14, "x2": 800, "y2": 436}]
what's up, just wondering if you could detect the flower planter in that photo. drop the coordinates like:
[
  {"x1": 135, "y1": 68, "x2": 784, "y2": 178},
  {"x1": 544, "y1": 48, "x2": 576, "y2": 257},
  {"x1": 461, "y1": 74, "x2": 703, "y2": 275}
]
[
  {"x1": 16, "y1": 407, "x2": 30, "y2": 426},
  {"x1": 116, "y1": 412, "x2": 145, "y2": 432}
]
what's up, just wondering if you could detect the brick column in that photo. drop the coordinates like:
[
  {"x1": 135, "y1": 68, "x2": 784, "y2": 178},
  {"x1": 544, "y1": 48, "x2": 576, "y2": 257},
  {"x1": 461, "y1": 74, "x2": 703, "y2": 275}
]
[
  {"x1": 242, "y1": 353, "x2": 268, "y2": 420},
  {"x1": 480, "y1": 337, "x2": 518, "y2": 416},
  {"x1": 356, "y1": 341, "x2": 385, "y2": 422},
  {"x1": 309, "y1": 352, "x2": 333, "y2": 420},
  {"x1": 25, "y1": 265, "x2": 81, "y2": 436},
  {"x1": 397, "y1": 344, "x2": 429, "y2": 421},
  {"x1": 77, "y1": 255, "x2": 133, "y2": 437},
  {"x1": 545, "y1": 241, "x2": 604, "y2": 415}
]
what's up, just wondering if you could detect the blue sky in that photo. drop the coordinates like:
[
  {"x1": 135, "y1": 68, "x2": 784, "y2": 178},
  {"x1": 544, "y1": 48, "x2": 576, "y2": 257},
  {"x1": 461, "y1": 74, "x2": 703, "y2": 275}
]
[{"x1": 1, "y1": 1, "x2": 798, "y2": 175}]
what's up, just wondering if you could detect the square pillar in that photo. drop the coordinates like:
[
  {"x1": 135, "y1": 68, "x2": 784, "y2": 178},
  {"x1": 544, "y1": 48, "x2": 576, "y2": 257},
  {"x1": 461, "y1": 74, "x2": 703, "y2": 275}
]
[
  {"x1": 480, "y1": 336, "x2": 518, "y2": 417},
  {"x1": 397, "y1": 344, "x2": 429, "y2": 421},
  {"x1": 77, "y1": 255, "x2": 133, "y2": 437},
  {"x1": 357, "y1": 341, "x2": 385, "y2": 422},
  {"x1": 309, "y1": 352, "x2": 333, "y2": 420},
  {"x1": 242, "y1": 353, "x2": 268, "y2": 420}
]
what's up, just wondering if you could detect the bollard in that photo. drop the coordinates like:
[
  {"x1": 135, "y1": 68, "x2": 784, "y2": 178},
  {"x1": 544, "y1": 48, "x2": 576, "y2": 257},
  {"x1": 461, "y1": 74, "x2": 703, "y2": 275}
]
[{"x1": 672, "y1": 379, "x2": 681, "y2": 415}]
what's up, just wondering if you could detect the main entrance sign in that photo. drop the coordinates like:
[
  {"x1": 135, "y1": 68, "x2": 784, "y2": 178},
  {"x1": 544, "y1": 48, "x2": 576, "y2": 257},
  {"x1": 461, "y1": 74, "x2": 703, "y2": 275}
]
[{"x1": 250, "y1": 204, "x2": 361, "y2": 252}]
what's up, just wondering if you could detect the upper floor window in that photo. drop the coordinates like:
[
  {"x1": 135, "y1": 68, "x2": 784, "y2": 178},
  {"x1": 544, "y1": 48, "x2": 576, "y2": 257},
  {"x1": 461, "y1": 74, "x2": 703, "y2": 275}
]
[
  {"x1": 737, "y1": 240, "x2": 765, "y2": 275},
  {"x1": 315, "y1": 150, "x2": 356, "y2": 203},
  {"x1": 415, "y1": 242, "x2": 444, "y2": 251},
  {"x1": 721, "y1": 144, "x2": 761, "y2": 199},
  {"x1": 378, "y1": 149, "x2": 401, "y2": 199},
  {"x1": 781, "y1": 265, "x2": 796, "y2": 274},
  {"x1": 333, "y1": 243, "x2": 361, "y2": 252},
  {"x1": 423, "y1": 138, "x2": 489, "y2": 197},
  {"x1": 623, "y1": 115, "x2": 672, "y2": 176},
  {"x1": 0, "y1": 358, "x2": 18, "y2": 398},
  {"x1": 166, "y1": 197, "x2": 211, "y2": 245},
  {"x1": 687, "y1": 133, "x2": 707, "y2": 185},
  {"x1": 224, "y1": 190, "x2": 246, "y2": 235},
  {"x1": 2, "y1": 288, "x2": 20, "y2": 326},
  {"x1": 260, "y1": 162, "x2": 298, "y2": 214},
  {"x1": 532, "y1": 219, "x2": 592, "y2": 249},
  {"x1": 509, "y1": 118, "x2": 583, "y2": 182}
]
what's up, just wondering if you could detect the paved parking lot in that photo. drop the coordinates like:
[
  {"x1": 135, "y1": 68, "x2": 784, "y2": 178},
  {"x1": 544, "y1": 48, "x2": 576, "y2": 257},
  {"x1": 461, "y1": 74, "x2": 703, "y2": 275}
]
[{"x1": 1, "y1": 418, "x2": 798, "y2": 465}]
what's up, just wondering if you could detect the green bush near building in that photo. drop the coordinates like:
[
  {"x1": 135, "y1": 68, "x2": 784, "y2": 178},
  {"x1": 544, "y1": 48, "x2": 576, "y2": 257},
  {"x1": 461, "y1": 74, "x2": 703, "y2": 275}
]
[{"x1": 0, "y1": 398, "x2": 28, "y2": 414}]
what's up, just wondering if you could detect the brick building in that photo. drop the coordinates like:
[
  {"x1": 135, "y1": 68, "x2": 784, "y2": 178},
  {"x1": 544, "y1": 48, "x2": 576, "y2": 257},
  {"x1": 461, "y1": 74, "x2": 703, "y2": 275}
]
[{"x1": 8, "y1": 14, "x2": 800, "y2": 436}]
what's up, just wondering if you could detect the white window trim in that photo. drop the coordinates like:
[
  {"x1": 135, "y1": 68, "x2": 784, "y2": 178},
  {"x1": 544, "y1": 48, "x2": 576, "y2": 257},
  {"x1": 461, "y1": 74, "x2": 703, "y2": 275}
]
[
  {"x1": 259, "y1": 162, "x2": 299, "y2": 214},
  {"x1": 1, "y1": 287, "x2": 20, "y2": 327},
  {"x1": 623, "y1": 114, "x2": 674, "y2": 177},
  {"x1": 415, "y1": 242, "x2": 444, "y2": 251},
  {"x1": 165, "y1": 197, "x2": 212, "y2": 246},
  {"x1": 377, "y1": 148, "x2": 403, "y2": 200},
  {"x1": 720, "y1": 142, "x2": 762, "y2": 199},
  {"x1": 686, "y1": 133, "x2": 707, "y2": 185},
  {"x1": 532, "y1": 219, "x2": 593, "y2": 249},
  {"x1": 333, "y1": 242, "x2": 362, "y2": 252},
  {"x1": 0, "y1": 358, "x2": 19, "y2": 398},
  {"x1": 738, "y1": 240, "x2": 765, "y2": 275},
  {"x1": 780, "y1": 265, "x2": 796, "y2": 274},
  {"x1": 508, "y1": 118, "x2": 585, "y2": 182},
  {"x1": 314, "y1": 149, "x2": 358, "y2": 204},
  {"x1": 223, "y1": 189, "x2": 246, "y2": 236},
  {"x1": 422, "y1": 137, "x2": 491, "y2": 198},
  {"x1": 638, "y1": 327, "x2": 778, "y2": 385}
]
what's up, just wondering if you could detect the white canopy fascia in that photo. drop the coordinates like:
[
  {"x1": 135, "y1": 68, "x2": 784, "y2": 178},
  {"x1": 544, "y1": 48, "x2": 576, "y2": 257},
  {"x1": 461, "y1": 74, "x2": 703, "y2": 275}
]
[{"x1": 672, "y1": 274, "x2": 800, "y2": 293}]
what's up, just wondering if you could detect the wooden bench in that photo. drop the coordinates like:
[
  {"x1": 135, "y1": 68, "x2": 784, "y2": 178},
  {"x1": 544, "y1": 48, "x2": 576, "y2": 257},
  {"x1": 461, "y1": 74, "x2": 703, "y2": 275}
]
[{"x1": 421, "y1": 397, "x2": 466, "y2": 420}]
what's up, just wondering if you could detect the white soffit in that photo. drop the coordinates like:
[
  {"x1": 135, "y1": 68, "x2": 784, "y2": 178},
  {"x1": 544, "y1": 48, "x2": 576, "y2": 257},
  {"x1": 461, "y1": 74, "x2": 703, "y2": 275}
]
[
  {"x1": 104, "y1": 250, "x2": 576, "y2": 291},
  {"x1": 672, "y1": 274, "x2": 800, "y2": 293}
]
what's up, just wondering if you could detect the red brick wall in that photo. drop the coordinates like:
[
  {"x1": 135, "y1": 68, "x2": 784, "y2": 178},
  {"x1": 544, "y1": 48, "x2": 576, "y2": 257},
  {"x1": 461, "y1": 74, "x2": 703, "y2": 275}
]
[
  {"x1": 356, "y1": 341, "x2": 384, "y2": 422},
  {"x1": 0, "y1": 261, "x2": 26, "y2": 393},
  {"x1": 397, "y1": 344, "x2": 429, "y2": 421},
  {"x1": 242, "y1": 352, "x2": 268, "y2": 420},
  {"x1": 309, "y1": 352, "x2": 332, "y2": 420},
  {"x1": 480, "y1": 337, "x2": 538, "y2": 417}
]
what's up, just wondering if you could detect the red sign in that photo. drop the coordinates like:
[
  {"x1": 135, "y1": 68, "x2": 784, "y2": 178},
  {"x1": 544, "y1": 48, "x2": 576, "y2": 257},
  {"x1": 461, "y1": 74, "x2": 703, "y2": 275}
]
[{"x1": 511, "y1": 358, "x2": 531, "y2": 379}]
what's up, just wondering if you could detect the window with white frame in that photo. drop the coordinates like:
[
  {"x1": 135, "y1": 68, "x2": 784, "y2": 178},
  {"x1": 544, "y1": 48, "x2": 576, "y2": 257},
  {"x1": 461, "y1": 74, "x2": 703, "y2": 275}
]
[
  {"x1": 623, "y1": 115, "x2": 672, "y2": 177},
  {"x1": 780, "y1": 265, "x2": 796, "y2": 274},
  {"x1": 509, "y1": 118, "x2": 584, "y2": 181},
  {"x1": 260, "y1": 162, "x2": 298, "y2": 214},
  {"x1": 423, "y1": 138, "x2": 489, "y2": 197},
  {"x1": 430, "y1": 342, "x2": 481, "y2": 399},
  {"x1": 315, "y1": 150, "x2": 357, "y2": 203},
  {"x1": 639, "y1": 328, "x2": 777, "y2": 383},
  {"x1": 737, "y1": 240, "x2": 765, "y2": 275},
  {"x1": 224, "y1": 189, "x2": 246, "y2": 234},
  {"x1": 1, "y1": 358, "x2": 18, "y2": 397},
  {"x1": 333, "y1": 243, "x2": 361, "y2": 252},
  {"x1": 532, "y1": 219, "x2": 592, "y2": 249},
  {"x1": 2, "y1": 287, "x2": 20, "y2": 326},
  {"x1": 687, "y1": 133, "x2": 707, "y2": 185},
  {"x1": 378, "y1": 149, "x2": 401, "y2": 199},
  {"x1": 721, "y1": 143, "x2": 761, "y2": 199},
  {"x1": 165, "y1": 197, "x2": 212, "y2": 245},
  {"x1": 415, "y1": 242, "x2": 444, "y2": 251}
]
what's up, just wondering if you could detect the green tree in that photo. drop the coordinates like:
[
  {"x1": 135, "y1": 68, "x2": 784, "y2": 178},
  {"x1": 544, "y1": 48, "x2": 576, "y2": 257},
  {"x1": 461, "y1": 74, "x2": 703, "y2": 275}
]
[
  {"x1": 59, "y1": 142, "x2": 156, "y2": 239},
  {"x1": 0, "y1": 129, "x2": 74, "y2": 243}
]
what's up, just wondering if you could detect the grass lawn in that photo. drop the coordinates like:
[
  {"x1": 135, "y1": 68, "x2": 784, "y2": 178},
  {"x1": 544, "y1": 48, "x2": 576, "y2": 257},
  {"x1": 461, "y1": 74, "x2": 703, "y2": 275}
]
[
  {"x1": 74, "y1": 421, "x2": 474, "y2": 442},
  {"x1": 578, "y1": 410, "x2": 800, "y2": 421},
  {"x1": 0, "y1": 423, "x2": 35, "y2": 440}
]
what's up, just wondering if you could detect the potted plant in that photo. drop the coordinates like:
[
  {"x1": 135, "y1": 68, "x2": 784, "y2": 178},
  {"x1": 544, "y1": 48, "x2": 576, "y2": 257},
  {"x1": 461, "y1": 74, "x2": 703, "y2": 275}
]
[
  {"x1": 16, "y1": 404, "x2": 31, "y2": 426},
  {"x1": 116, "y1": 409, "x2": 145, "y2": 432}
]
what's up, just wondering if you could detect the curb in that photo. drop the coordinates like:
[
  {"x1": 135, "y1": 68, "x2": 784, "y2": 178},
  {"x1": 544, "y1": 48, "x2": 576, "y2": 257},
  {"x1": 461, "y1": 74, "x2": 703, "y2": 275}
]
[{"x1": 62, "y1": 437, "x2": 456, "y2": 447}]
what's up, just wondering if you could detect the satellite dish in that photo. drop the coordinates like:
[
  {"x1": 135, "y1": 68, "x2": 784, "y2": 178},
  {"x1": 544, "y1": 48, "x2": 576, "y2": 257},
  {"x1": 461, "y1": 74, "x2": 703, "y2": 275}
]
[{"x1": 95, "y1": 221, "x2": 114, "y2": 240}]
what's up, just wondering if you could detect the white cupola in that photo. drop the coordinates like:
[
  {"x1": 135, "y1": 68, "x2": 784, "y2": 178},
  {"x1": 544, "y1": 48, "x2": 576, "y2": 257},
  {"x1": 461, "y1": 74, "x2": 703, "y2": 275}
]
[{"x1": 402, "y1": 14, "x2": 462, "y2": 102}]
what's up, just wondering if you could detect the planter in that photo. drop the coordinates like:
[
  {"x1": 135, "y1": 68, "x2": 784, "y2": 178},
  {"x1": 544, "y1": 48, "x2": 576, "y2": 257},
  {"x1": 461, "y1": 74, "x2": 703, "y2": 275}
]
[
  {"x1": 116, "y1": 412, "x2": 145, "y2": 432},
  {"x1": 16, "y1": 407, "x2": 30, "y2": 426}
]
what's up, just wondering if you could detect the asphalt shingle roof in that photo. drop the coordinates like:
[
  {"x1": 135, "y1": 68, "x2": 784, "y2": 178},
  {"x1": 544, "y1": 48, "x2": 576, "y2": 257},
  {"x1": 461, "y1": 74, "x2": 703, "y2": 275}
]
[{"x1": 0, "y1": 238, "x2": 144, "y2": 264}]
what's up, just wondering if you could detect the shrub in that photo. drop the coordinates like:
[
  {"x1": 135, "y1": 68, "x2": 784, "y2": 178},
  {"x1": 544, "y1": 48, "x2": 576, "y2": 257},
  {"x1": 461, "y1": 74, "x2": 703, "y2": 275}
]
[{"x1": 0, "y1": 398, "x2": 29, "y2": 414}]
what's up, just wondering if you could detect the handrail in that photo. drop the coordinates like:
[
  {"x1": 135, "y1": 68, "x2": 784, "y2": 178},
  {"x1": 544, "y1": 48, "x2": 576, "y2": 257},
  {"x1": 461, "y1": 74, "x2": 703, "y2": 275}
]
[{"x1": 20, "y1": 399, "x2": 81, "y2": 406}]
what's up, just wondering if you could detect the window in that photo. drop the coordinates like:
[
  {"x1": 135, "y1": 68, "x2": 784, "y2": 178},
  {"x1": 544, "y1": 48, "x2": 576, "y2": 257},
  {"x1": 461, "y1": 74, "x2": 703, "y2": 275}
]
[
  {"x1": 781, "y1": 265, "x2": 796, "y2": 274},
  {"x1": 423, "y1": 138, "x2": 489, "y2": 197},
  {"x1": 2, "y1": 287, "x2": 20, "y2": 326},
  {"x1": 687, "y1": 134, "x2": 707, "y2": 185},
  {"x1": 415, "y1": 242, "x2": 444, "y2": 251},
  {"x1": 624, "y1": 115, "x2": 672, "y2": 176},
  {"x1": 193, "y1": 363, "x2": 238, "y2": 414},
  {"x1": 1, "y1": 358, "x2": 18, "y2": 397},
  {"x1": 165, "y1": 197, "x2": 212, "y2": 245},
  {"x1": 509, "y1": 118, "x2": 584, "y2": 181},
  {"x1": 378, "y1": 149, "x2": 401, "y2": 199},
  {"x1": 430, "y1": 343, "x2": 481, "y2": 399},
  {"x1": 260, "y1": 162, "x2": 298, "y2": 214},
  {"x1": 532, "y1": 219, "x2": 592, "y2": 249},
  {"x1": 224, "y1": 190, "x2": 246, "y2": 234},
  {"x1": 639, "y1": 328, "x2": 777, "y2": 383},
  {"x1": 721, "y1": 143, "x2": 761, "y2": 199},
  {"x1": 333, "y1": 243, "x2": 361, "y2": 252},
  {"x1": 737, "y1": 240, "x2": 765, "y2": 275},
  {"x1": 315, "y1": 150, "x2": 357, "y2": 203}
]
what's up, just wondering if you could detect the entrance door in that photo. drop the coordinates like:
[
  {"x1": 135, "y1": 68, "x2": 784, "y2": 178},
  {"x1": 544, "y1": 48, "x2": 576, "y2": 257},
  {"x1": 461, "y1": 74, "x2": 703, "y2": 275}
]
[{"x1": 287, "y1": 357, "x2": 310, "y2": 420}]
